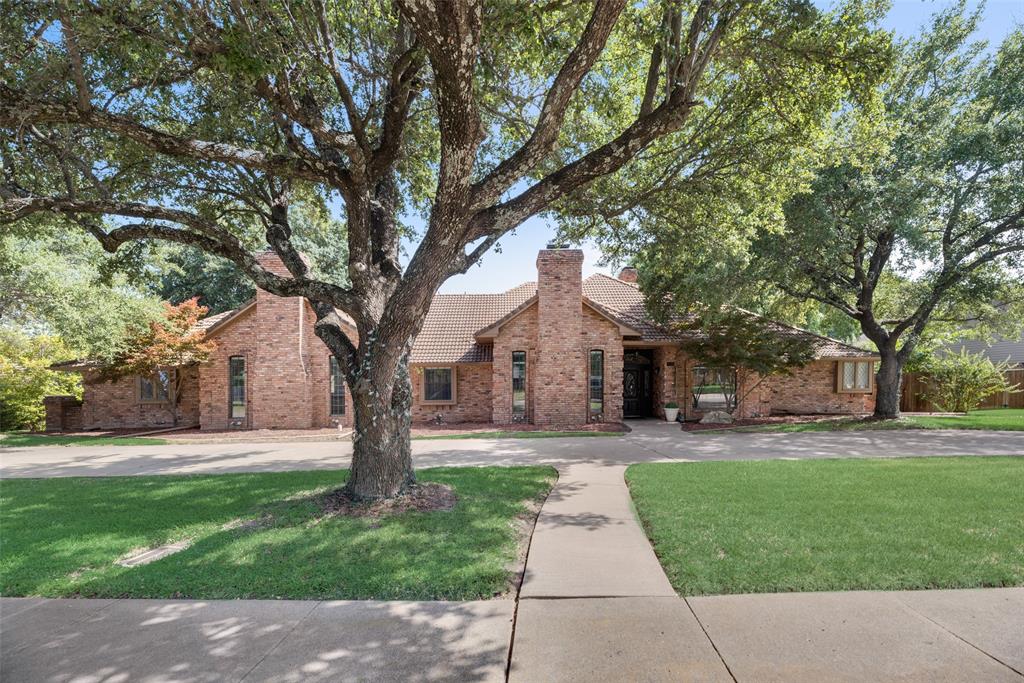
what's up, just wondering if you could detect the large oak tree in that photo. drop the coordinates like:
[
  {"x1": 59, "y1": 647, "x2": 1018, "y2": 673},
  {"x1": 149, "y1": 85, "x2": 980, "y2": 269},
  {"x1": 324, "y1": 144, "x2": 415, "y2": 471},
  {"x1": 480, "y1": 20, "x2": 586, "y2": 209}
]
[{"x1": 1, "y1": 0, "x2": 884, "y2": 498}]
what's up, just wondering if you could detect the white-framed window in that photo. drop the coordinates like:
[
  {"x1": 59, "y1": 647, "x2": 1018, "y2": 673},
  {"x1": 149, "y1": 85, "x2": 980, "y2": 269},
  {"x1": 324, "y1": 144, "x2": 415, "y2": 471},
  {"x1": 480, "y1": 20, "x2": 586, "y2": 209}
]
[
  {"x1": 837, "y1": 360, "x2": 873, "y2": 393},
  {"x1": 138, "y1": 370, "x2": 171, "y2": 403},
  {"x1": 422, "y1": 366, "x2": 456, "y2": 403}
]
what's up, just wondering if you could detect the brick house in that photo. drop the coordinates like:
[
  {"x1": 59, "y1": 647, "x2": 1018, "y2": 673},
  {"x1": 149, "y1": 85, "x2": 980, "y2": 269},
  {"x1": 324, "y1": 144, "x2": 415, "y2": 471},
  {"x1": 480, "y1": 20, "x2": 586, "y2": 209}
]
[{"x1": 46, "y1": 248, "x2": 878, "y2": 432}]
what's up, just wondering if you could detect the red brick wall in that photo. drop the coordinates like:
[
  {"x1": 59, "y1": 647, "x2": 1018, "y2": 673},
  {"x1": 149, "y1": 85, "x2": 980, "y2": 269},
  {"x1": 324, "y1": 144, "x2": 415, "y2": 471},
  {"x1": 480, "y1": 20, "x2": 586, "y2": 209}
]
[
  {"x1": 43, "y1": 396, "x2": 82, "y2": 432},
  {"x1": 411, "y1": 363, "x2": 493, "y2": 423},
  {"x1": 492, "y1": 303, "x2": 538, "y2": 423},
  {"x1": 581, "y1": 305, "x2": 623, "y2": 423},
  {"x1": 81, "y1": 365, "x2": 200, "y2": 430},
  {"x1": 767, "y1": 360, "x2": 876, "y2": 415},
  {"x1": 199, "y1": 251, "x2": 356, "y2": 431},
  {"x1": 535, "y1": 249, "x2": 586, "y2": 426},
  {"x1": 199, "y1": 306, "x2": 257, "y2": 430}
]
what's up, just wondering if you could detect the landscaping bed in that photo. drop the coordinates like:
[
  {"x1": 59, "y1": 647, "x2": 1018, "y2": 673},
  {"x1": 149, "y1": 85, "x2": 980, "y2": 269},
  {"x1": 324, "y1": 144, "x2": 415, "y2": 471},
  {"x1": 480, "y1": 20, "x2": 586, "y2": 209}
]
[
  {"x1": 627, "y1": 456, "x2": 1024, "y2": 596},
  {"x1": 0, "y1": 466, "x2": 556, "y2": 600},
  {"x1": 731, "y1": 408, "x2": 1024, "y2": 432},
  {"x1": 411, "y1": 422, "x2": 627, "y2": 439}
]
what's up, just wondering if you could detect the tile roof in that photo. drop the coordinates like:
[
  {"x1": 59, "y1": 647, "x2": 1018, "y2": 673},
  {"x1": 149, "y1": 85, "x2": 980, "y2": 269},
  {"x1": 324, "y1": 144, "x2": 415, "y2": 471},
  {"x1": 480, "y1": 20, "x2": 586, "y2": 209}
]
[
  {"x1": 410, "y1": 282, "x2": 536, "y2": 363},
  {"x1": 409, "y1": 273, "x2": 877, "y2": 363}
]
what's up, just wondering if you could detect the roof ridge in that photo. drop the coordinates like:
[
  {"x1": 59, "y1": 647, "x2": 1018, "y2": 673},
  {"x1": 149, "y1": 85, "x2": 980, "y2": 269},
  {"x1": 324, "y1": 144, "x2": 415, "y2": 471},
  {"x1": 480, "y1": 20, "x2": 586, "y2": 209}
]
[
  {"x1": 732, "y1": 306, "x2": 874, "y2": 354},
  {"x1": 586, "y1": 272, "x2": 639, "y2": 289}
]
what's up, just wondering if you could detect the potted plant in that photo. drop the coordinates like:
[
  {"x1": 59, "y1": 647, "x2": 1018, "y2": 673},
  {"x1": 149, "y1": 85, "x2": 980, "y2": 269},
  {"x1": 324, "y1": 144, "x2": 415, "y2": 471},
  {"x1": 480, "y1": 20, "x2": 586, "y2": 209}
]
[{"x1": 664, "y1": 401, "x2": 679, "y2": 422}]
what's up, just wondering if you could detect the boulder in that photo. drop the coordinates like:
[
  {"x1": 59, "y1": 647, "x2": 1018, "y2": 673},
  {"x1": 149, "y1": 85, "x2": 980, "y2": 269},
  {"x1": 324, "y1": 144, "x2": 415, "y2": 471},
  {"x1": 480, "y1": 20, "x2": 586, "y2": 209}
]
[{"x1": 699, "y1": 410, "x2": 734, "y2": 424}]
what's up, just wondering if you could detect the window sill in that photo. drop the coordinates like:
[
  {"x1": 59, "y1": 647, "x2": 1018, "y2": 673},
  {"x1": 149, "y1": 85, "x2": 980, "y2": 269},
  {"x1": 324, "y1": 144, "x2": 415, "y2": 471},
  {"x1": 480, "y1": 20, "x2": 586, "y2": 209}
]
[
  {"x1": 422, "y1": 400, "x2": 457, "y2": 406},
  {"x1": 837, "y1": 389, "x2": 873, "y2": 394}
]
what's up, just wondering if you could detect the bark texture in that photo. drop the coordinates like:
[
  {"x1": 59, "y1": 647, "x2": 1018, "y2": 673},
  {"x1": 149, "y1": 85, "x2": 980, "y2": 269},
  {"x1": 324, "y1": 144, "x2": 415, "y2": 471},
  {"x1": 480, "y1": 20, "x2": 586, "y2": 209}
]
[{"x1": 873, "y1": 349, "x2": 902, "y2": 419}]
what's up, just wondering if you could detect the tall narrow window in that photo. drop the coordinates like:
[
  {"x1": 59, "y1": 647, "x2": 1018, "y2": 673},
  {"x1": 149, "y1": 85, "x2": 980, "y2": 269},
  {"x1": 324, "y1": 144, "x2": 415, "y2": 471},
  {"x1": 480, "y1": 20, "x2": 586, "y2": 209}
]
[
  {"x1": 229, "y1": 356, "x2": 246, "y2": 418},
  {"x1": 512, "y1": 351, "x2": 527, "y2": 418},
  {"x1": 589, "y1": 350, "x2": 604, "y2": 420},
  {"x1": 329, "y1": 356, "x2": 346, "y2": 416}
]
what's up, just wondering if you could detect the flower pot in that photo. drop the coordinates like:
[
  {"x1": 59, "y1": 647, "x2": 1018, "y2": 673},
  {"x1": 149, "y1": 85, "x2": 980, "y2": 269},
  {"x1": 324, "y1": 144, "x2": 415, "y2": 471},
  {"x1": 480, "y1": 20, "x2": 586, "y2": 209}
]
[{"x1": 664, "y1": 407, "x2": 679, "y2": 422}]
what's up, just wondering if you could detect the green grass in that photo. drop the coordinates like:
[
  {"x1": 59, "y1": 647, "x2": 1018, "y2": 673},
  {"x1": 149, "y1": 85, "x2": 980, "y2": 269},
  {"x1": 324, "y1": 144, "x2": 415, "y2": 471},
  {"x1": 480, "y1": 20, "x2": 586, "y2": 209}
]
[
  {"x1": 413, "y1": 430, "x2": 622, "y2": 440},
  {"x1": 0, "y1": 433, "x2": 170, "y2": 447},
  {"x1": 627, "y1": 457, "x2": 1024, "y2": 596},
  {"x1": 0, "y1": 467, "x2": 556, "y2": 600},
  {"x1": 737, "y1": 408, "x2": 1024, "y2": 433}
]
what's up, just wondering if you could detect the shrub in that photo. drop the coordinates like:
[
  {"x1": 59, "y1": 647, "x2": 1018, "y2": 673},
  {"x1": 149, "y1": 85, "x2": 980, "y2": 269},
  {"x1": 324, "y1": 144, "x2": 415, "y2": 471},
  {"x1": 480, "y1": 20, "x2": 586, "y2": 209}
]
[
  {"x1": 920, "y1": 350, "x2": 1019, "y2": 413},
  {"x1": 665, "y1": 401, "x2": 678, "y2": 409},
  {"x1": 0, "y1": 330, "x2": 81, "y2": 431}
]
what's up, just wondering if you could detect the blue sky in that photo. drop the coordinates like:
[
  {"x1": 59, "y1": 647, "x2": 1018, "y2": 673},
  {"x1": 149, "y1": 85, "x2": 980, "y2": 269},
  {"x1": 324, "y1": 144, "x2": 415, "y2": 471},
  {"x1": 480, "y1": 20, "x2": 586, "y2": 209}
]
[{"x1": 434, "y1": 0, "x2": 1023, "y2": 293}]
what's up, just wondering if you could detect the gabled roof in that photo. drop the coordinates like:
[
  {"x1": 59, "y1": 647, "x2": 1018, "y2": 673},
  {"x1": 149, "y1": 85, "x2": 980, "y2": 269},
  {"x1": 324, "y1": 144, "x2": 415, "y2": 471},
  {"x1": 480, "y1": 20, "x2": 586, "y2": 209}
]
[
  {"x1": 193, "y1": 300, "x2": 256, "y2": 337},
  {"x1": 409, "y1": 272, "x2": 878, "y2": 364}
]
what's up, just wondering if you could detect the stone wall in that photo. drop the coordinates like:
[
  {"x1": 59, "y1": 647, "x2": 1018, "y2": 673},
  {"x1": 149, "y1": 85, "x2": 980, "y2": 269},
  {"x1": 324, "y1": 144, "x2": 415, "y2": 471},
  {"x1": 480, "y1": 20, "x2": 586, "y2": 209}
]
[{"x1": 411, "y1": 363, "x2": 493, "y2": 423}]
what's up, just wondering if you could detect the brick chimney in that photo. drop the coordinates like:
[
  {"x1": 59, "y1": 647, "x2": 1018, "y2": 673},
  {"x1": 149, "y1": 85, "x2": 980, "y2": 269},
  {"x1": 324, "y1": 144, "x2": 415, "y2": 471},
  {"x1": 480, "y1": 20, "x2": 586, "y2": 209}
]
[
  {"x1": 617, "y1": 266, "x2": 638, "y2": 284},
  {"x1": 534, "y1": 248, "x2": 585, "y2": 426},
  {"x1": 251, "y1": 250, "x2": 314, "y2": 429}
]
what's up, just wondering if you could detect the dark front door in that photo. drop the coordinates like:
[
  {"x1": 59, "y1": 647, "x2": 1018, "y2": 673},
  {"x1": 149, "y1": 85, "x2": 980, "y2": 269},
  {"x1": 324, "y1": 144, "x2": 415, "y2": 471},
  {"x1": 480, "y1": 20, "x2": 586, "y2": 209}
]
[{"x1": 623, "y1": 351, "x2": 653, "y2": 417}]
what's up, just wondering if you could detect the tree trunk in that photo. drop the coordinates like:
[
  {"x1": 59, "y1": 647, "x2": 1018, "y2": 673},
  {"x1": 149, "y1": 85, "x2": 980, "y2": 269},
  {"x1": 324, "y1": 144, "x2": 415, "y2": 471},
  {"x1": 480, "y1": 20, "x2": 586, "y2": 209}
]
[
  {"x1": 873, "y1": 348, "x2": 903, "y2": 419},
  {"x1": 345, "y1": 357, "x2": 415, "y2": 500}
]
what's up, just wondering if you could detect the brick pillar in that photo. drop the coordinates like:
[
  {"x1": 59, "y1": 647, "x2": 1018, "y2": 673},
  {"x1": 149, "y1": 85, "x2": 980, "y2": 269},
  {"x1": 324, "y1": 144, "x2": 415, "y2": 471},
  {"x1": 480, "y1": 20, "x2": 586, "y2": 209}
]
[
  {"x1": 534, "y1": 248, "x2": 585, "y2": 426},
  {"x1": 251, "y1": 251, "x2": 314, "y2": 429}
]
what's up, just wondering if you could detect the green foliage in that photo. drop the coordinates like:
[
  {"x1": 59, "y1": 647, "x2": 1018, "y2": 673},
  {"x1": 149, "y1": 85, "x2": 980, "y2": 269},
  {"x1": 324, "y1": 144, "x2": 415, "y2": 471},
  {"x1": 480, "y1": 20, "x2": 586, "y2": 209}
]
[
  {"x1": 0, "y1": 329, "x2": 80, "y2": 431},
  {"x1": 617, "y1": 7, "x2": 1024, "y2": 375},
  {"x1": 0, "y1": 467, "x2": 556, "y2": 599},
  {"x1": 0, "y1": 233, "x2": 162, "y2": 362},
  {"x1": 155, "y1": 249, "x2": 255, "y2": 315},
  {"x1": 919, "y1": 350, "x2": 1020, "y2": 413},
  {"x1": 628, "y1": 457, "x2": 1024, "y2": 595},
  {"x1": 677, "y1": 311, "x2": 818, "y2": 378}
]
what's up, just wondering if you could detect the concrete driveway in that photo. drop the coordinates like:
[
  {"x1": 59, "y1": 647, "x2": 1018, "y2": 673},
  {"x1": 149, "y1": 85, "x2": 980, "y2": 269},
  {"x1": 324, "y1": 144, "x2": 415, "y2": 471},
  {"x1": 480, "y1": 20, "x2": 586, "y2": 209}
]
[{"x1": 1, "y1": 420, "x2": 1022, "y2": 478}]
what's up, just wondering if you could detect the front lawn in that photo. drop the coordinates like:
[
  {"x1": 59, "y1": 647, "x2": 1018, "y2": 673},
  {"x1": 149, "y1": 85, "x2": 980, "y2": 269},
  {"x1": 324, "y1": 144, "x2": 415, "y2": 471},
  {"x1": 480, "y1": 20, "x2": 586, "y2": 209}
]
[
  {"x1": 1, "y1": 433, "x2": 170, "y2": 447},
  {"x1": 627, "y1": 457, "x2": 1024, "y2": 596},
  {"x1": 0, "y1": 467, "x2": 555, "y2": 600},
  {"x1": 738, "y1": 408, "x2": 1024, "y2": 433}
]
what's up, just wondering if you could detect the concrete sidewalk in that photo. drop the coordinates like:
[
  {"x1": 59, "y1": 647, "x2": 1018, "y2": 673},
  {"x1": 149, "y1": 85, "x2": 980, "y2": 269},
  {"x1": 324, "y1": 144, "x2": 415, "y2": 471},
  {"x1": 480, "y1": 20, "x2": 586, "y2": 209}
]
[{"x1": 5, "y1": 590, "x2": 1021, "y2": 681}]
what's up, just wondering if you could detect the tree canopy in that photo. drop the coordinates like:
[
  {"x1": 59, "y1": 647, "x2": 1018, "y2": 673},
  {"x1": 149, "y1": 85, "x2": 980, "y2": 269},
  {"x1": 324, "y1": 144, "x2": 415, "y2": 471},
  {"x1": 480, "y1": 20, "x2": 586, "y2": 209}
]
[
  {"x1": 1, "y1": 0, "x2": 889, "y2": 497},
  {"x1": 615, "y1": 6, "x2": 1024, "y2": 417}
]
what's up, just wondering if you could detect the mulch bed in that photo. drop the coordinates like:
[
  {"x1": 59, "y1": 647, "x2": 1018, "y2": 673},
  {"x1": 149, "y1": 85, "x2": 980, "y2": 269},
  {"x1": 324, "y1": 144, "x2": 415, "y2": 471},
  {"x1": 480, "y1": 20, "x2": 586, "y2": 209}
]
[
  {"x1": 319, "y1": 482, "x2": 458, "y2": 518},
  {"x1": 680, "y1": 414, "x2": 855, "y2": 432}
]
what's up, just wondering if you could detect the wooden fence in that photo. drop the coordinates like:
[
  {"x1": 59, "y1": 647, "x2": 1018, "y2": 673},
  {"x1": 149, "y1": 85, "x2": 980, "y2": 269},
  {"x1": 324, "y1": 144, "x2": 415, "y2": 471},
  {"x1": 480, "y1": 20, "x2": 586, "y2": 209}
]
[{"x1": 900, "y1": 368, "x2": 1024, "y2": 412}]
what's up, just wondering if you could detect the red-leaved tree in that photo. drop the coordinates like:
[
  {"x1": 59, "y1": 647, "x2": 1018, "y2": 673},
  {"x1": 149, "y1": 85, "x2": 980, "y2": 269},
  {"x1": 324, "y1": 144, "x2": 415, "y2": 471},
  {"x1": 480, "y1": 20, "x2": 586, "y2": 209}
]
[{"x1": 100, "y1": 299, "x2": 216, "y2": 426}]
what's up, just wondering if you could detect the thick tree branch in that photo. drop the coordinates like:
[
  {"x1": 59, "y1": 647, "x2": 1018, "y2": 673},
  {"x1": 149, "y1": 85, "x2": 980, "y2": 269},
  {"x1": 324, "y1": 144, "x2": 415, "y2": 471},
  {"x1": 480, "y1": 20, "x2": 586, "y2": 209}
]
[{"x1": 471, "y1": 0, "x2": 627, "y2": 207}]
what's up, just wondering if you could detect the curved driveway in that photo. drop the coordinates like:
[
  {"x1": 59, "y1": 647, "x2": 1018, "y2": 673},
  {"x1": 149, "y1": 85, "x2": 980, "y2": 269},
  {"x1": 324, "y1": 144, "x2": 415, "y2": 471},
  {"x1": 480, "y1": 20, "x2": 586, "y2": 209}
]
[{"x1": 2, "y1": 421, "x2": 1022, "y2": 478}]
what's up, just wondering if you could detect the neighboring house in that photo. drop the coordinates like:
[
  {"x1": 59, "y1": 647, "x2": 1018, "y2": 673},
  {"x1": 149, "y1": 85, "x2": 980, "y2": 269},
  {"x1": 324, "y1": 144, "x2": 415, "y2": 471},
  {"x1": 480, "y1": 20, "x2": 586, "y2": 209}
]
[
  {"x1": 943, "y1": 334, "x2": 1024, "y2": 368},
  {"x1": 45, "y1": 248, "x2": 878, "y2": 432}
]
